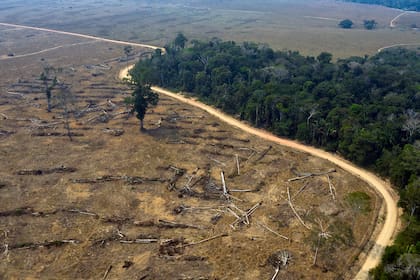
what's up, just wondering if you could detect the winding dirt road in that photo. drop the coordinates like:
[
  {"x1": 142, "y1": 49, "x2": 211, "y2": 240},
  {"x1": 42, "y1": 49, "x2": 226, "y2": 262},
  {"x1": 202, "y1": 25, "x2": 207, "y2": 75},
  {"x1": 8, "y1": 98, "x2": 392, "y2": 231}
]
[{"x1": 0, "y1": 21, "x2": 399, "y2": 280}]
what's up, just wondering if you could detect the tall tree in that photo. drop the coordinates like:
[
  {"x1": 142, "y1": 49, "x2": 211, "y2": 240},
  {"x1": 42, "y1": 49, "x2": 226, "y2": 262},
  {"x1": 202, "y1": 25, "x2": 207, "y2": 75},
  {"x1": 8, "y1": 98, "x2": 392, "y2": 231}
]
[
  {"x1": 40, "y1": 66, "x2": 57, "y2": 112},
  {"x1": 363, "y1": 19, "x2": 377, "y2": 30},
  {"x1": 132, "y1": 85, "x2": 159, "y2": 131},
  {"x1": 174, "y1": 33, "x2": 188, "y2": 50}
]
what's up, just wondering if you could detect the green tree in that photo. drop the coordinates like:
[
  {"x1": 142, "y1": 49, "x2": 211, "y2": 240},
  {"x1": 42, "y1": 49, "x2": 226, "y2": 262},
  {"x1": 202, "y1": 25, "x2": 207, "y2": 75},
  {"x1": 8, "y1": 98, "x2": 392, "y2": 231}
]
[
  {"x1": 174, "y1": 33, "x2": 188, "y2": 50},
  {"x1": 123, "y1": 45, "x2": 134, "y2": 66},
  {"x1": 364, "y1": 19, "x2": 377, "y2": 30},
  {"x1": 339, "y1": 19, "x2": 354, "y2": 29},
  {"x1": 132, "y1": 85, "x2": 159, "y2": 131}
]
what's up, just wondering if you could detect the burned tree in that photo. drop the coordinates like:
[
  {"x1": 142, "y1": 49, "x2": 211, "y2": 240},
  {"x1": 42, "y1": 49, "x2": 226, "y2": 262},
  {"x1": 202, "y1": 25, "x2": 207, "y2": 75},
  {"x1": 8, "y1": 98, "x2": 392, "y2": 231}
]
[
  {"x1": 39, "y1": 66, "x2": 57, "y2": 112},
  {"x1": 57, "y1": 83, "x2": 75, "y2": 141}
]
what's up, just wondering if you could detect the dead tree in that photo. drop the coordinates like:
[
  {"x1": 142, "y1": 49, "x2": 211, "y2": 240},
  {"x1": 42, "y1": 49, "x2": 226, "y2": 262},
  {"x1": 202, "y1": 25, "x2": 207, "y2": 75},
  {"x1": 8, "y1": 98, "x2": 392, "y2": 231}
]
[
  {"x1": 402, "y1": 109, "x2": 420, "y2": 140},
  {"x1": 57, "y1": 83, "x2": 75, "y2": 141},
  {"x1": 268, "y1": 250, "x2": 292, "y2": 280},
  {"x1": 286, "y1": 186, "x2": 311, "y2": 230},
  {"x1": 312, "y1": 218, "x2": 332, "y2": 266},
  {"x1": 326, "y1": 175, "x2": 336, "y2": 201},
  {"x1": 39, "y1": 65, "x2": 58, "y2": 112}
]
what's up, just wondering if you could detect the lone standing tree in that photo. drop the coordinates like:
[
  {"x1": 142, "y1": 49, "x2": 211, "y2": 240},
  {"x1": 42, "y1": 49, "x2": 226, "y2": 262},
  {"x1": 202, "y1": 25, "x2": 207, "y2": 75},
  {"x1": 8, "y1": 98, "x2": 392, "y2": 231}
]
[
  {"x1": 339, "y1": 19, "x2": 354, "y2": 29},
  {"x1": 363, "y1": 19, "x2": 377, "y2": 30},
  {"x1": 132, "y1": 84, "x2": 158, "y2": 131}
]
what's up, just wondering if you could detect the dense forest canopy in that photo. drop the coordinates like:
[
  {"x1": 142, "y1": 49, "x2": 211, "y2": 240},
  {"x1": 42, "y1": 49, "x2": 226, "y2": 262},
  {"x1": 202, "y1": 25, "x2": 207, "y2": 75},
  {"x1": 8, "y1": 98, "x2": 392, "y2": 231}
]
[
  {"x1": 131, "y1": 37, "x2": 420, "y2": 279},
  {"x1": 343, "y1": 0, "x2": 420, "y2": 11}
]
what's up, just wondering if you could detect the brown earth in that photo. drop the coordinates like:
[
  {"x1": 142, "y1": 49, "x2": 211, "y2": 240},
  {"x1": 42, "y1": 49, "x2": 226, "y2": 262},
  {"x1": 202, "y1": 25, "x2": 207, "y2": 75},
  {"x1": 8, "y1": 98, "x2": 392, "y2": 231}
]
[{"x1": 0, "y1": 28, "x2": 384, "y2": 280}]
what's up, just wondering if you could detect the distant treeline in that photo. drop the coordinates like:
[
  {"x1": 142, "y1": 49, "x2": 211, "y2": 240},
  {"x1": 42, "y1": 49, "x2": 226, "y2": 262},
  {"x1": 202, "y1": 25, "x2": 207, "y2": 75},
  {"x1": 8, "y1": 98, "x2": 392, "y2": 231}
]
[
  {"x1": 343, "y1": 0, "x2": 420, "y2": 11},
  {"x1": 130, "y1": 36, "x2": 419, "y2": 279}
]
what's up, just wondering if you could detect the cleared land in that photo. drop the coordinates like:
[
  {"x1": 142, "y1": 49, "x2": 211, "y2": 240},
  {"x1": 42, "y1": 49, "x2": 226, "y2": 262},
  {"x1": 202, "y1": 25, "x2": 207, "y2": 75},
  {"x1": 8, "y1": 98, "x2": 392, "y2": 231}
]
[{"x1": 0, "y1": 27, "x2": 384, "y2": 279}]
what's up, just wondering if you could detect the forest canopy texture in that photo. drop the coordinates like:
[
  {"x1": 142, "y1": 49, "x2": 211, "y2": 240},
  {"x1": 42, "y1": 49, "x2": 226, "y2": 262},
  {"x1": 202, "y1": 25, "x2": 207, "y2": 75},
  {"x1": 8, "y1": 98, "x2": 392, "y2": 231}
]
[{"x1": 131, "y1": 37, "x2": 419, "y2": 279}]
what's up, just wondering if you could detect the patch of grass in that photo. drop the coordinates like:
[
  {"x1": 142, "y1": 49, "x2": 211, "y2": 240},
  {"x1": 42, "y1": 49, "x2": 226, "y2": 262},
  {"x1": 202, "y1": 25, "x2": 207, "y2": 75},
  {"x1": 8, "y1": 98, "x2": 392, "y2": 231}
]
[{"x1": 346, "y1": 191, "x2": 372, "y2": 214}]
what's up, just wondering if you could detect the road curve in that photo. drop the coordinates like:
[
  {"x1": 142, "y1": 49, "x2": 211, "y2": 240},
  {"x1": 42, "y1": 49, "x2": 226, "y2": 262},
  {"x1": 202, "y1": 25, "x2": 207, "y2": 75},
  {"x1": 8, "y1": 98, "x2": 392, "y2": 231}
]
[
  {"x1": 0, "y1": 21, "x2": 398, "y2": 279},
  {"x1": 121, "y1": 67, "x2": 398, "y2": 280}
]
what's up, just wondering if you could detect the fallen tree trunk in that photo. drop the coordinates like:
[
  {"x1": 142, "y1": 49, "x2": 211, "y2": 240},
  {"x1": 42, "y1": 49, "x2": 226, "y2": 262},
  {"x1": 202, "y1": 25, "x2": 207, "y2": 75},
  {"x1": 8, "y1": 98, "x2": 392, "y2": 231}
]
[{"x1": 17, "y1": 166, "x2": 77, "y2": 175}]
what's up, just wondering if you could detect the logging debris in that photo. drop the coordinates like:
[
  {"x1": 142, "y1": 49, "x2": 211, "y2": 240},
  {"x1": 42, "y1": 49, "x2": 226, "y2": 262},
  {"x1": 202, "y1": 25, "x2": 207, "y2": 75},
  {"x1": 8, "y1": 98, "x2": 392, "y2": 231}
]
[
  {"x1": 288, "y1": 168, "x2": 336, "y2": 182},
  {"x1": 253, "y1": 145, "x2": 272, "y2": 163},
  {"x1": 159, "y1": 238, "x2": 186, "y2": 256},
  {"x1": 133, "y1": 219, "x2": 207, "y2": 230},
  {"x1": 268, "y1": 250, "x2": 292, "y2": 280},
  {"x1": 72, "y1": 175, "x2": 166, "y2": 184},
  {"x1": 8, "y1": 239, "x2": 80, "y2": 250},
  {"x1": 229, "y1": 202, "x2": 262, "y2": 229},
  {"x1": 168, "y1": 165, "x2": 186, "y2": 191},
  {"x1": 102, "y1": 128, "x2": 124, "y2": 136},
  {"x1": 102, "y1": 265, "x2": 112, "y2": 280},
  {"x1": 17, "y1": 166, "x2": 76, "y2": 175},
  {"x1": 286, "y1": 186, "x2": 311, "y2": 230}
]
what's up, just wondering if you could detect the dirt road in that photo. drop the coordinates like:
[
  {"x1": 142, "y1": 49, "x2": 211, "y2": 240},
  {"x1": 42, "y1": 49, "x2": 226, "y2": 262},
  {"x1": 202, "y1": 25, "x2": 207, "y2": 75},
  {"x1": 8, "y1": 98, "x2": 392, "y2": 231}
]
[
  {"x1": 0, "y1": 22, "x2": 165, "y2": 51},
  {"x1": 0, "y1": 21, "x2": 398, "y2": 279}
]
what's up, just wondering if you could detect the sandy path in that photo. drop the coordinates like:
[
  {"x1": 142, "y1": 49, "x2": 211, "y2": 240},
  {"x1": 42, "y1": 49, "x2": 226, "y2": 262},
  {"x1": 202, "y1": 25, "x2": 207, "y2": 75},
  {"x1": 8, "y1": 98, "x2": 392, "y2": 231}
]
[{"x1": 0, "y1": 20, "x2": 398, "y2": 279}]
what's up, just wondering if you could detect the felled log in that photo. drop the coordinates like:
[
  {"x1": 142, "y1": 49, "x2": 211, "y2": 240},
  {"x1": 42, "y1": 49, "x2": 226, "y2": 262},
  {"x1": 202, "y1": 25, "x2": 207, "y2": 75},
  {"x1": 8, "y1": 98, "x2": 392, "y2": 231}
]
[
  {"x1": 133, "y1": 219, "x2": 206, "y2": 229},
  {"x1": 253, "y1": 146, "x2": 272, "y2": 163},
  {"x1": 102, "y1": 128, "x2": 124, "y2": 136},
  {"x1": 9, "y1": 239, "x2": 80, "y2": 250},
  {"x1": 288, "y1": 168, "x2": 336, "y2": 182},
  {"x1": 17, "y1": 166, "x2": 77, "y2": 175},
  {"x1": 31, "y1": 132, "x2": 84, "y2": 137},
  {"x1": 72, "y1": 175, "x2": 166, "y2": 184}
]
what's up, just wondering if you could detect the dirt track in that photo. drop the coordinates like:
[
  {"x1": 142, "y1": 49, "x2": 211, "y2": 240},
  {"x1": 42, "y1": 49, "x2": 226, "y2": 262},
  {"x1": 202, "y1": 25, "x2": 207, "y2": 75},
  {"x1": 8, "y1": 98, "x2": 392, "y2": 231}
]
[{"x1": 0, "y1": 21, "x2": 399, "y2": 279}]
